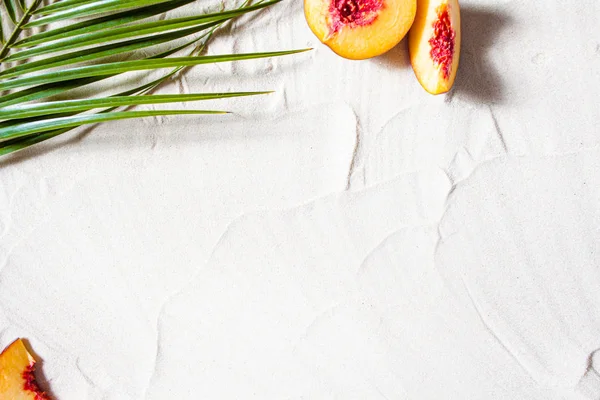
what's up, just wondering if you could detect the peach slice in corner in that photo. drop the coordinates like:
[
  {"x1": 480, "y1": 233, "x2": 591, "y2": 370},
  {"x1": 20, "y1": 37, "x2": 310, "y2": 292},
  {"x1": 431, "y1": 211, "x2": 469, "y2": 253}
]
[
  {"x1": 409, "y1": 0, "x2": 460, "y2": 94},
  {"x1": 0, "y1": 339, "x2": 50, "y2": 400},
  {"x1": 305, "y1": 0, "x2": 416, "y2": 60}
]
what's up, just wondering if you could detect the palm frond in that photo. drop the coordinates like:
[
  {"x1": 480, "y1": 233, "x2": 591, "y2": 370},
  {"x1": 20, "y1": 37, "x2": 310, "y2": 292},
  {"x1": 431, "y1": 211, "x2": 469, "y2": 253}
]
[
  {"x1": 26, "y1": 0, "x2": 184, "y2": 27},
  {"x1": 0, "y1": 28, "x2": 205, "y2": 107},
  {"x1": 0, "y1": 50, "x2": 307, "y2": 91},
  {"x1": 0, "y1": 0, "x2": 307, "y2": 157},
  {"x1": 34, "y1": 0, "x2": 106, "y2": 16},
  {"x1": 0, "y1": 48, "x2": 183, "y2": 155},
  {"x1": 4, "y1": 0, "x2": 19, "y2": 24},
  {"x1": 0, "y1": 110, "x2": 229, "y2": 141},
  {"x1": 6, "y1": 1, "x2": 279, "y2": 61},
  {"x1": 14, "y1": 0, "x2": 197, "y2": 47},
  {"x1": 0, "y1": 92, "x2": 272, "y2": 120}
]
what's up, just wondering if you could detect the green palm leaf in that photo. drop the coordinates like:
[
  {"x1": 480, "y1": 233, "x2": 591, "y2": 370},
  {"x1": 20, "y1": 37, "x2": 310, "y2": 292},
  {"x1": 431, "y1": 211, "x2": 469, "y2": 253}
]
[
  {"x1": 0, "y1": 0, "x2": 308, "y2": 157},
  {"x1": 14, "y1": 0, "x2": 197, "y2": 47},
  {"x1": 0, "y1": 47, "x2": 193, "y2": 155},
  {"x1": 0, "y1": 21, "x2": 222, "y2": 78},
  {"x1": 26, "y1": 0, "x2": 178, "y2": 27},
  {"x1": 0, "y1": 28, "x2": 207, "y2": 107},
  {"x1": 4, "y1": 0, "x2": 20, "y2": 24},
  {"x1": 0, "y1": 110, "x2": 228, "y2": 141},
  {"x1": 0, "y1": 92, "x2": 270, "y2": 120},
  {"x1": 34, "y1": 0, "x2": 104, "y2": 16},
  {"x1": 8, "y1": 0, "x2": 278, "y2": 59},
  {"x1": 0, "y1": 50, "x2": 307, "y2": 91}
]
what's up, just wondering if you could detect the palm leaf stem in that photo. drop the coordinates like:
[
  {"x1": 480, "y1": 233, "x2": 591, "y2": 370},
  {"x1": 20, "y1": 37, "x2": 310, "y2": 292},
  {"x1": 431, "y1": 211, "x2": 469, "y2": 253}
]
[{"x1": 0, "y1": 0, "x2": 42, "y2": 60}]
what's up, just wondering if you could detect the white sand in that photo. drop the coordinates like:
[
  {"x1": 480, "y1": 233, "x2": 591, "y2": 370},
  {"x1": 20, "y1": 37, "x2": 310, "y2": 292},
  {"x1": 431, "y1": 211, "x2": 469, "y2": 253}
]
[{"x1": 1, "y1": 0, "x2": 599, "y2": 398}]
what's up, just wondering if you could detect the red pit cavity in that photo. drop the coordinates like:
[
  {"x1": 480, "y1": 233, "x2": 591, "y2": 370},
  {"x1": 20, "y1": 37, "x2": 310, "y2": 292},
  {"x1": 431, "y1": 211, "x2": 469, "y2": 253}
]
[
  {"x1": 22, "y1": 364, "x2": 49, "y2": 400},
  {"x1": 329, "y1": 0, "x2": 383, "y2": 34},
  {"x1": 428, "y1": 4, "x2": 455, "y2": 79}
]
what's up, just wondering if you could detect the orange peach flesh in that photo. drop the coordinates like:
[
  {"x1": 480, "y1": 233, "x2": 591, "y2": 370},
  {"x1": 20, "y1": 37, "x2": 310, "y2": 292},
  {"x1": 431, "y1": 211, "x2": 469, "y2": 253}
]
[
  {"x1": 409, "y1": 0, "x2": 461, "y2": 94},
  {"x1": 305, "y1": 0, "x2": 416, "y2": 59},
  {"x1": 0, "y1": 339, "x2": 50, "y2": 400}
]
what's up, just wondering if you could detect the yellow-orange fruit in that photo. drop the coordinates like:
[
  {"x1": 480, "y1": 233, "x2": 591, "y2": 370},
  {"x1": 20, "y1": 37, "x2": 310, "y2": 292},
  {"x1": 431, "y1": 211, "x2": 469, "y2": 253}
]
[
  {"x1": 409, "y1": 0, "x2": 461, "y2": 94},
  {"x1": 0, "y1": 339, "x2": 50, "y2": 400},
  {"x1": 305, "y1": 0, "x2": 416, "y2": 60}
]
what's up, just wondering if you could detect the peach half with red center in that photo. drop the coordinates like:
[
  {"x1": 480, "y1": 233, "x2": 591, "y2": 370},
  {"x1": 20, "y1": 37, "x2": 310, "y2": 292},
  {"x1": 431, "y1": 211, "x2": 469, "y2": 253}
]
[
  {"x1": 305, "y1": 0, "x2": 416, "y2": 59},
  {"x1": 0, "y1": 339, "x2": 50, "y2": 400},
  {"x1": 409, "y1": 0, "x2": 461, "y2": 94}
]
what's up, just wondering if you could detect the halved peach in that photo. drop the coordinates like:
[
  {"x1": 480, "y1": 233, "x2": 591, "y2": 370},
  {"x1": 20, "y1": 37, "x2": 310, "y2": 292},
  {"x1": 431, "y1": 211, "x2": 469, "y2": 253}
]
[
  {"x1": 305, "y1": 0, "x2": 416, "y2": 60},
  {"x1": 0, "y1": 339, "x2": 50, "y2": 400},
  {"x1": 409, "y1": 0, "x2": 460, "y2": 94}
]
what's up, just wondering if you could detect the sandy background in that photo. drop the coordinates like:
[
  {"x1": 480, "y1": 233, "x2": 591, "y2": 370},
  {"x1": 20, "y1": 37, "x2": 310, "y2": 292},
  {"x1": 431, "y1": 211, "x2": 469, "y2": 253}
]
[{"x1": 1, "y1": 0, "x2": 599, "y2": 398}]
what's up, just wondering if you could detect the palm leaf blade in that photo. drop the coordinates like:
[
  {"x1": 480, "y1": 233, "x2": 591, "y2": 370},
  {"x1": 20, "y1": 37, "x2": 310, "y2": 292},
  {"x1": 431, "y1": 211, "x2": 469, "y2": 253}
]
[
  {"x1": 0, "y1": 109, "x2": 226, "y2": 141},
  {"x1": 0, "y1": 12, "x2": 4, "y2": 44},
  {"x1": 0, "y1": 31, "x2": 213, "y2": 107},
  {"x1": 0, "y1": 50, "x2": 308, "y2": 91},
  {"x1": 0, "y1": 21, "x2": 221, "y2": 79},
  {"x1": 14, "y1": 0, "x2": 197, "y2": 47},
  {"x1": 0, "y1": 77, "x2": 109, "y2": 108},
  {"x1": 0, "y1": 92, "x2": 270, "y2": 119},
  {"x1": 0, "y1": 49, "x2": 200, "y2": 155},
  {"x1": 0, "y1": 129, "x2": 69, "y2": 156},
  {"x1": 4, "y1": 0, "x2": 19, "y2": 24},
  {"x1": 25, "y1": 0, "x2": 176, "y2": 27},
  {"x1": 9, "y1": 0, "x2": 279, "y2": 60},
  {"x1": 34, "y1": 0, "x2": 110, "y2": 15}
]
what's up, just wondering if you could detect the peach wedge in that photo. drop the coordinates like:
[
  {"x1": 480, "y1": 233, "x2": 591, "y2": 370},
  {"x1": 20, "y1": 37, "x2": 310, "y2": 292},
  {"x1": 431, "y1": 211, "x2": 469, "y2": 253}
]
[
  {"x1": 305, "y1": 0, "x2": 416, "y2": 60},
  {"x1": 0, "y1": 339, "x2": 50, "y2": 400},
  {"x1": 409, "y1": 0, "x2": 461, "y2": 94}
]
